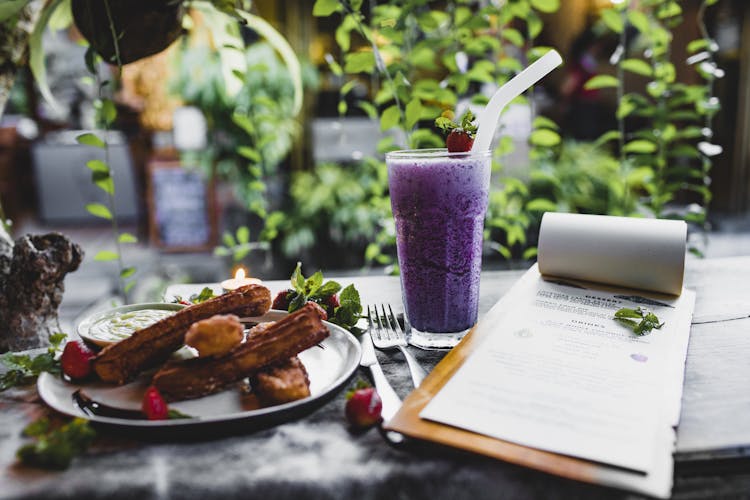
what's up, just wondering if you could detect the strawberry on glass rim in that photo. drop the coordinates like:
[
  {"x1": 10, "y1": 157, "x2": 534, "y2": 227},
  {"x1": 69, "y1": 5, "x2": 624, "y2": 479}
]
[{"x1": 435, "y1": 110, "x2": 478, "y2": 153}]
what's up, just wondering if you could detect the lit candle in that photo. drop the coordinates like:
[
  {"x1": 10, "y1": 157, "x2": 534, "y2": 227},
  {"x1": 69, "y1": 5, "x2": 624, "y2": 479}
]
[{"x1": 221, "y1": 267, "x2": 262, "y2": 292}]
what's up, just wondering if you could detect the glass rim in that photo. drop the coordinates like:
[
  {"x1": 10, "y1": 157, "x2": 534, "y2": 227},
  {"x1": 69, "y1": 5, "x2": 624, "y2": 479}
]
[{"x1": 385, "y1": 148, "x2": 491, "y2": 159}]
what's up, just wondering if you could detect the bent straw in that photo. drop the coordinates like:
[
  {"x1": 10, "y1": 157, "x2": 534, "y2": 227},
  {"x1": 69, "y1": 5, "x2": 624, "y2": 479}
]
[{"x1": 471, "y1": 49, "x2": 563, "y2": 153}]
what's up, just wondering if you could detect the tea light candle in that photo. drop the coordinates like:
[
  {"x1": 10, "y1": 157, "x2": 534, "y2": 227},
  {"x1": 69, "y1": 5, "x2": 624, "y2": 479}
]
[{"x1": 221, "y1": 268, "x2": 262, "y2": 292}]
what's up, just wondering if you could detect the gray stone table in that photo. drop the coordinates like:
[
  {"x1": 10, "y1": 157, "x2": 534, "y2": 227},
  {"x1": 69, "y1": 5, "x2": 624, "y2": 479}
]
[{"x1": 2, "y1": 257, "x2": 750, "y2": 499}]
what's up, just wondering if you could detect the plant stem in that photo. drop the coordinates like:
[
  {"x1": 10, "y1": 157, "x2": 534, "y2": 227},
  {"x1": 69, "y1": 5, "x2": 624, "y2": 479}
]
[
  {"x1": 103, "y1": 0, "x2": 123, "y2": 71},
  {"x1": 617, "y1": 0, "x2": 630, "y2": 215},
  {"x1": 103, "y1": 129, "x2": 127, "y2": 302},
  {"x1": 339, "y1": 0, "x2": 409, "y2": 146}
]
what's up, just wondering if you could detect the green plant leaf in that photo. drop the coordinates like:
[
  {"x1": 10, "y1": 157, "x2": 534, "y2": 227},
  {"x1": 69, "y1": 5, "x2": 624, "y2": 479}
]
[
  {"x1": 94, "y1": 250, "x2": 119, "y2": 262},
  {"x1": 501, "y1": 28, "x2": 524, "y2": 47},
  {"x1": 616, "y1": 98, "x2": 636, "y2": 119},
  {"x1": 236, "y1": 226, "x2": 250, "y2": 244},
  {"x1": 380, "y1": 105, "x2": 400, "y2": 131},
  {"x1": 29, "y1": 0, "x2": 65, "y2": 112},
  {"x1": 47, "y1": 0, "x2": 72, "y2": 31},
  {"x1": 601, "y1": 9, "x2": 624, "y2": 34},
  {"x1": 594, "y1": 130, "x2": 621, "y2": 147},
  {"x1": 85, "y1": 159, "x2": 108, "y2": 173},
  {"x1": 522, "y1": 247, "x2": 538, "y2": 260},
  {"x1": 344, "y1": 51, "x2": 375, "y2": 74},
  {"x1": 236, "y1": 11, "x2": 303, "y2": 115},
  {"x1": 529, "y1": 129, "x2": 561, "y2": 147},
  {"x1": 584, "y1": 75, "x2": 619, "y2": 90},
  {"x1": 0, "y1": 0, "x2": 29, "y2": 22},
  {"x1": 621, "y1": 59, "x2": 653, "y2": 77},
  {"x1": 92, "y1": 171, "x2": 114, "y2": 195},
  {"x1": 357, "y1": 101, "x2": 378, "y2": 119},
  {"x1": 120, "y1": 266, "x2": 136, "y2": 278},
  {"x1": 118, "y1": 233, "x2": 137, "y2": 244},
  {"x1": 405, "y1": 99, "x2": 422, "y2": 129},
  {"x1": 627, "y1": 10, "x2": 650, "y2": 34},
  {"x1": 623, "y1": 139, "x2": 657, "y2": 154},
  {"x1": 85, "y1": 203, "x2": 112, "y2": 220},
  {"x1": 312, "y1": 0, "x2": 339, "y2": 16},
  {"x1": 76, "y1": 133, "x2": 105, "y2": 149},
  {"x1": 530, "y1": 0, "x2": 560, "y2": 14},
  {"x1": 526, "y1": 198, "x2": 558, "y2": 212},
  {"x1": 291, "y1": 262, "x2": 305, "y2": 292},
  {"x1": 532, "y1": 116, "x2": 559, "y2": 130},
  {"x1": 98, "y1": 99, "x2": 117, "y2": 126},
  {"x1": 237, "y1": 146, "x2": 261, "y2": 162}
]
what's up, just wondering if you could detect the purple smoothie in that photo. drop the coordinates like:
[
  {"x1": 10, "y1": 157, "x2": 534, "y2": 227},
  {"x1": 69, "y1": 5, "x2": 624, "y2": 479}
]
[{"x1": 387, "y1": 149, "x2": 491, "y2": 336}]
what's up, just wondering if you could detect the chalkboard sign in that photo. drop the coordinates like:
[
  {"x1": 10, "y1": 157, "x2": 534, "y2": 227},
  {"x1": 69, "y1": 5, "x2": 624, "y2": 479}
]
[{"x1": 147, "y1": 161, "x2": 216, "y2": 252}]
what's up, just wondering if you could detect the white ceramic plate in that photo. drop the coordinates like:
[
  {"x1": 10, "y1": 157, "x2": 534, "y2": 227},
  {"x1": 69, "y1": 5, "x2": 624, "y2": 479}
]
[{"x1": 39, "y1": 311, "x2": 361, "y2": 431}]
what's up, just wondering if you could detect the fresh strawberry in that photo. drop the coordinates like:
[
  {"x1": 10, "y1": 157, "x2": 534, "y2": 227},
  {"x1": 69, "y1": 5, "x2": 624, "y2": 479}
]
[
  {"x1": 306, "y1": 301, "x2": 328, "y2": 321},
  {"x1": 322, "y1": 294, "x2": 340, "y2": 318},
  {"x1": 345, "y1": 386, "x2": 382, "y2": 429},
  {"x1": 60, "y1": 341, "x2": 95, "y2": 380},
  {"x1": 142, "y1": 386, "x2": 169, "y2": 420},
  {"x1": 272, "y1": 289, "x2": 296, "y2": 310},
  {"x1": 446, "y1": 130, "x2": 474, "y2": 152},
  {"x1": 436, "y1": 110, "x2": 478, "y2": 153}
]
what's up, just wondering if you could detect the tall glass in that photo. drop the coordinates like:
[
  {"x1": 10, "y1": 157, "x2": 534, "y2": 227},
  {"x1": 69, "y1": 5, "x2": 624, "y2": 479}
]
[{"x1": 387, "y1": 148, "x2": 491, "y2": 349}]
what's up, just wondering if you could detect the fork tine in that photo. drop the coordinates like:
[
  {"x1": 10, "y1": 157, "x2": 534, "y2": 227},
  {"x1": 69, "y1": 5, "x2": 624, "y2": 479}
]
[
  {"x1": 373, "y1": 305, "x2": 385, "y2": 340},
  {"x1": 380, "y1": 304, "x2": 394, "y2": 341},
  {"x1": 386, "y1": 304, "x2": 403, "y2": 335},
  {"x1": 367, "y1": 305, "x2": 375, "y2": 330}
]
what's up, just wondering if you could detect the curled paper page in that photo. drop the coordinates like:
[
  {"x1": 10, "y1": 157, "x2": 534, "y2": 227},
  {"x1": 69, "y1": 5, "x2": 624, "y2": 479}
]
[{"x1": 537, "y1": 213, "x2": 687, "y2": 295}]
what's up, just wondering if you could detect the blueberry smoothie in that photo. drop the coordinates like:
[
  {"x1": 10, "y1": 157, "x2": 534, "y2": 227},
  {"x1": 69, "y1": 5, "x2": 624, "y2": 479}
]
[{"x1": 387, "y1": 149, "x2": 491, "y2": 348}]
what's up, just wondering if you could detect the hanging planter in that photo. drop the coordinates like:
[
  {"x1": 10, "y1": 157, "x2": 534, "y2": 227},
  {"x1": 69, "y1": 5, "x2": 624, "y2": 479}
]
[{"x1": 72, "y1": 0, "x2": 185, "y2": 65}]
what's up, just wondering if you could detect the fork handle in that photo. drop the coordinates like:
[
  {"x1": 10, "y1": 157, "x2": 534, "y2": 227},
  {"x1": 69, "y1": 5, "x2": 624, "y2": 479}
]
[
  {"x1": 398, "y1": 345, "x2": 428, "y2": 387},
  {"x1": 367, "y1": 363, "x2": 402, "y2": 423}
]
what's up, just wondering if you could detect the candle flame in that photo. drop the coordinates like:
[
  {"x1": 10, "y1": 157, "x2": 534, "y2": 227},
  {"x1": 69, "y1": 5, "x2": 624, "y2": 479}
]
[{"x1": 234, "y1": 268, "x2": 246, "y2": 280}]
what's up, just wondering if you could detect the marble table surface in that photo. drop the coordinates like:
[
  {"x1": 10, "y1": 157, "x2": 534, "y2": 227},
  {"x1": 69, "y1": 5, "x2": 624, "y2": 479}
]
[{"x1": 2, "y1": 257, "x2": 750, "y2": 499}]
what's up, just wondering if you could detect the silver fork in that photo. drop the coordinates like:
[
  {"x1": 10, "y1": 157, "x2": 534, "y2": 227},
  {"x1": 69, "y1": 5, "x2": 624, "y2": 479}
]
[{"x1": 368, "y1": 305, "x2": 428, "y2": 388}]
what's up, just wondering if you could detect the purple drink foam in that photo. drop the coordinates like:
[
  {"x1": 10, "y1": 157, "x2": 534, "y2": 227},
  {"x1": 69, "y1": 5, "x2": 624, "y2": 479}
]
[{"x1": 388, "y1": 151, "x2": 490, "y2": 333}]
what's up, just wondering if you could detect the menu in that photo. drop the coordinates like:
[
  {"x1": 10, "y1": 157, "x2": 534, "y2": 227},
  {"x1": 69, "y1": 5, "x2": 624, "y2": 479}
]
[{"x1": 416, "y1": 213, "x2": 696, "y2": 498}]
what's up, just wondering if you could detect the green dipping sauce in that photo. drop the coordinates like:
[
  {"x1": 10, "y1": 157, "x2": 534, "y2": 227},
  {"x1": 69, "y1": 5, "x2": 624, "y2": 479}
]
[{"x1": 89, "y1": 308, "x2": 176, "y2": 342}]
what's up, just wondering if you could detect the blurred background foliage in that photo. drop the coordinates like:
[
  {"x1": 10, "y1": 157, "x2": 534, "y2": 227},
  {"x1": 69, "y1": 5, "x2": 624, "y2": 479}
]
[{"x1": 0, "y1": 0, "x2": 730, "y2": 274}]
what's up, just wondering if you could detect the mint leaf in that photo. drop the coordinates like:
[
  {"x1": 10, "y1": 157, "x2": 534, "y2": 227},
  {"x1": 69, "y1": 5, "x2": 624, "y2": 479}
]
[
  {"x1": 167, "y1": 409, "x2": 192, "y2": 420},
  {"x1": 305, "y1": 270, "x2": 324, "y2": 296},
  {"x1": 17, "y1": 418, "x2": 96, "y2": 470},
  {"x1": 614, "y1": 307, "x2": 642, "y2": 319},
  {"x1": 291, "y1": 262, "x2": 305, "y2": 293},
  {"x1": 311, "y1": 281, "x2": 342, "y2": 300},
  {"x1": 288, "y1": 292, "x2": 307, "y2": 313},
  {"x1": 189, "y1": 287, "x2": 216, "y2": 304},
  {"x1": 1, "y1": 333, "x2": 67, "y2": 391},
  {"x1": 613, "y1": 307, "x2": 664, "y2": 336},
  {"x1": 332, "y1": 284, "x2": 363, "y2": 330}
]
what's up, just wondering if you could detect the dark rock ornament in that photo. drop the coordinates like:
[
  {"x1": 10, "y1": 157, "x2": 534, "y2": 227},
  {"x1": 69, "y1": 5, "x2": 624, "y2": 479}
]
[{"x1": 0, "y1": 233, "x2": 83, "y2": 352}]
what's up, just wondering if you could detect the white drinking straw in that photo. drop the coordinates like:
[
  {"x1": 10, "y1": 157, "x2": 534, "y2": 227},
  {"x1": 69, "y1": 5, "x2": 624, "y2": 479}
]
[{"x1": 471, "y1": 49, "x2": 563, "y2": 153}]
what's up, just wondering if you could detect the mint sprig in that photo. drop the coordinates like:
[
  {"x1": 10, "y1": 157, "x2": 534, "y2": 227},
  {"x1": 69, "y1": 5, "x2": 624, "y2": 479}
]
[
  {"x1": 614, "y1": 307, "x2": 664, "y2": 335},
  {"x1": 1, "y1": 333, "x2": 67, "y2": 392},
  {"x1": 435, "y1": 110, "x2": 478, "y2": 137},
  {"x1": 16, "y1": 417, "x2": 96, "y2": 470},
  {"x1": 287, "y1": 262, "x2": 362, "y2": 332}
]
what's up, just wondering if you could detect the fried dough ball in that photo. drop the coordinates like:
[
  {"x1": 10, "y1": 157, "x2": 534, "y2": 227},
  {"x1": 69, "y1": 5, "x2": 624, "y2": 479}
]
[
  {"x1": 184, "y1": 314, "x2": 243, "y2": 357},
  {"x1": 252, "y1": 356, "x2": 311, "y2": 405}
]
